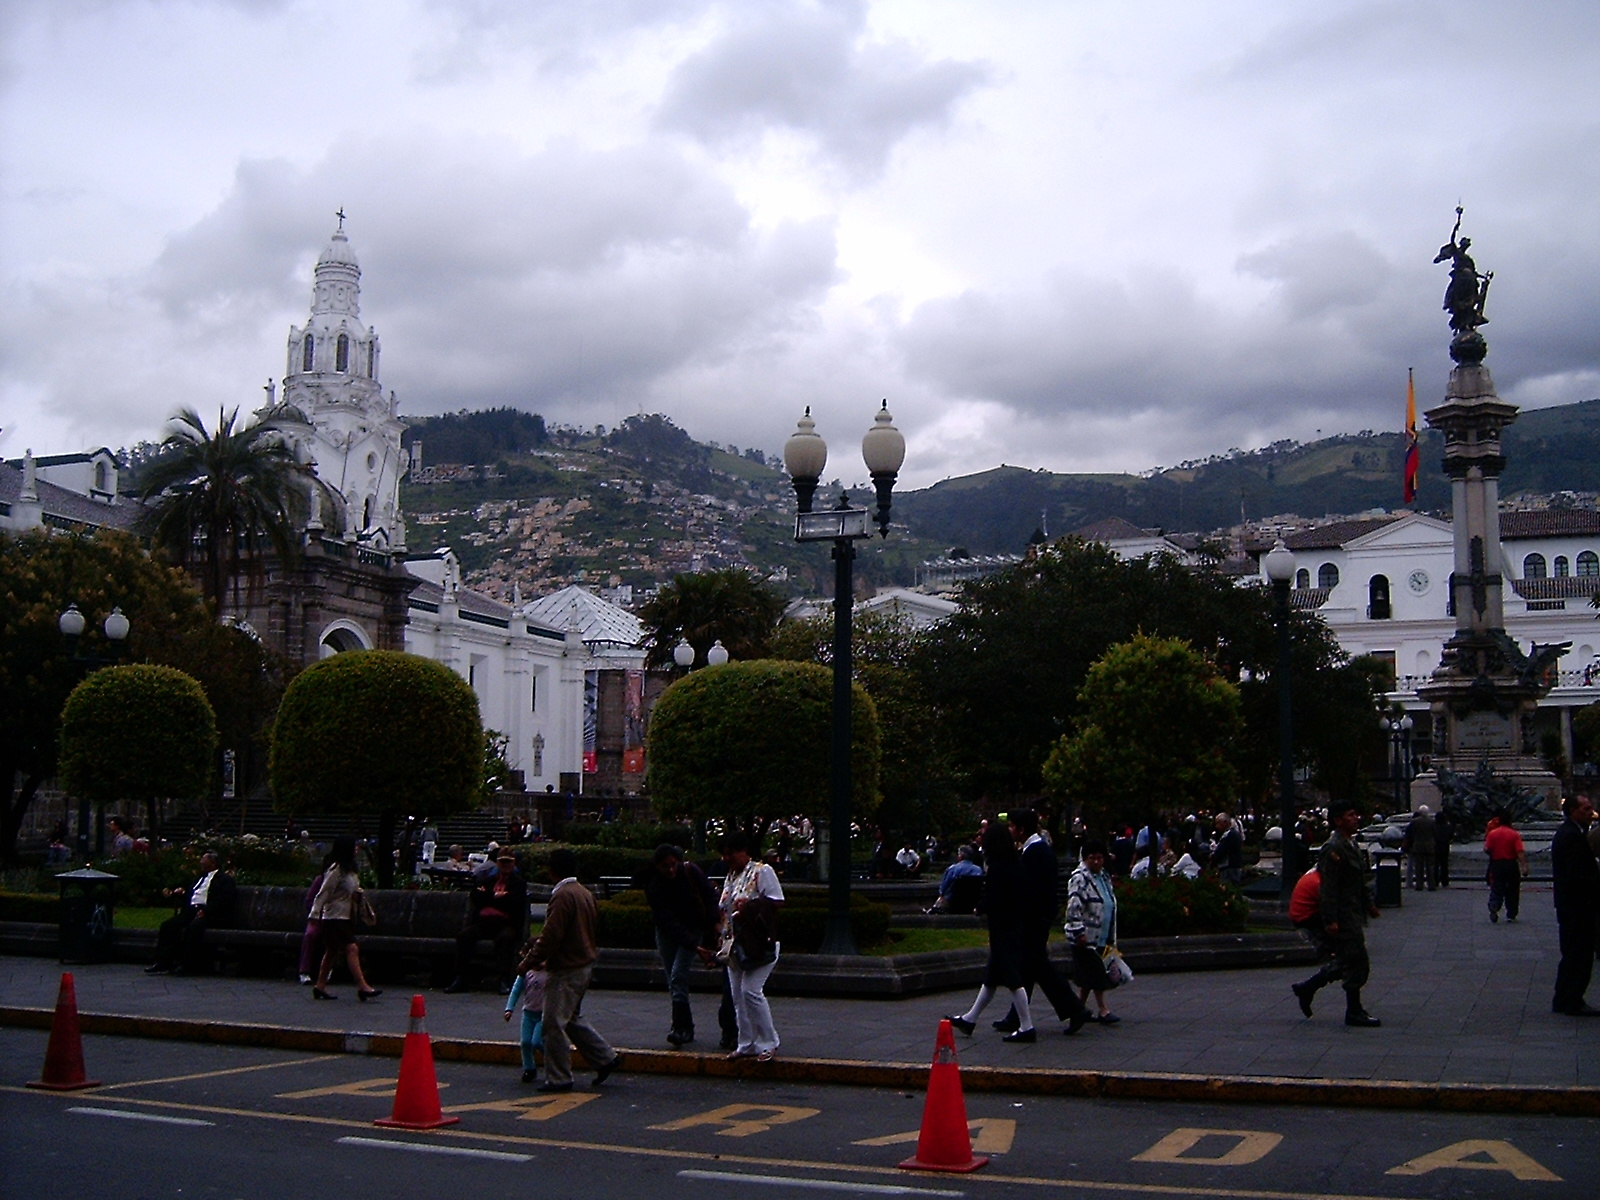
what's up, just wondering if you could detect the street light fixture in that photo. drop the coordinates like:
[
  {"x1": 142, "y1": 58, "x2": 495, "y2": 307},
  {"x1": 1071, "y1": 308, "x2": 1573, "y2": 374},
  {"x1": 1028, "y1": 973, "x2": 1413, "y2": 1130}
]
[
  {"x1": 1262, "y1": 540, "x2": 1298, "y2": 910},
  {"x1": 783, "y1": 401, "x2": 904, "y2": 956},
  {"x1": 1379, "y1": 713, "x2": 1415, "y2": 813},
  {"x1": 58, "y1": 603, "x2": 132, "y2": 857},
  {"x1": 706, "y1": 640, "x2": 730, "y2": 667},
  {"x1": 672, "y1": 639, "x2": 695, "y2": 670}
]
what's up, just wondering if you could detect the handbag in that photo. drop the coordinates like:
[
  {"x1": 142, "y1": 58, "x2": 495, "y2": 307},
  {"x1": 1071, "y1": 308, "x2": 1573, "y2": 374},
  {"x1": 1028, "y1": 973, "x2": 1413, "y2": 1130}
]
[
  {"x1": 1101, "y1": 944, "x2": 1133, "y2": 988},
  {"x1": 357, "y1": 890, "x2": 378, "y2": 928}
]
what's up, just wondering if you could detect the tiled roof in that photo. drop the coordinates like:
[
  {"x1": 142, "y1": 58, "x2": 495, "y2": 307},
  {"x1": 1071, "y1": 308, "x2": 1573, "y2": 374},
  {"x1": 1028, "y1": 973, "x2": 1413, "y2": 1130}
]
[
  {"x1": 1283, "y1": 517, "x2": 1398, "y2": 551},
  {"x1": 1069, "y1": 516, "x2": 1153, "y2": 542},
  {"x1": 0, "y1": 463, "x2": 145, "y2": 532},
  {"x1": 1289, "y1": 587, "x2": 1331, "y2": 610},
  {"x1": 1500, "y1": 510, "x2": 1600, "y2": 538},
  {"x1": 520, "y1": 585, "x2": 644, "y2": 647},
  {"x1": 1510, "y1": 576, "x2": 1600, "y2": 601}
]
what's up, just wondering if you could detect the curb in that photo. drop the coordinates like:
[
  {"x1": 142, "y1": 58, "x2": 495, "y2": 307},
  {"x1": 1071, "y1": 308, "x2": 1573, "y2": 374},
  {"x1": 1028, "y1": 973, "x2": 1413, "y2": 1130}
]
[{"x1": 3, "y1": 1004, "x2": 1595, "y2": 1117}]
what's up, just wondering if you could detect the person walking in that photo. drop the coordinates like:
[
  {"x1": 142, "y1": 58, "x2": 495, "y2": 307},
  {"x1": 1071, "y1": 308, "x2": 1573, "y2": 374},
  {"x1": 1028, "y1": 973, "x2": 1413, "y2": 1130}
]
[
  {"x1": 1484, "y1": 809, "x2": 1528, "y2": 922},
  {"x1": 309, "y1": 836, "x2": 380, "y2": 1002},
  {"x1": 993, "y1": 810, "x2": 1089, "y2": 1036},
  {"x1": 1318, "y1": 801, "x2": 1381, "y2": 1027},
  {"x1": 644, "y1": 843, "x2": 719, "y2": 1047},
  {"x1": 1433, "y1": 807, "x2": 1454, "y2": 888},
  {"x1": 946, "y1": 822, "x2": 1036, "y2": 1042},
  {"x1": 297, "y1": 851, "x2": 334, "y2": 985},
  {"x1": 716, "y1": 833, "x2": 785, "y2": 1061},
  {"x1": 1065, "y1": 838, "x2": 1121, "y2": 1024},
  {"x1": 518, "y1": 848, "x2": 619, "y2": 1092},
  {"x1": 1550, "y1": 795, "x2": 1600, "y2": 1016},
  {"x1": 1405, "y1": 805, "x2": 1437, "y2": 891},
  {"x1": 1288, "y1": 862, "x2": 1344, "y2": 1015},
  {"x1": 502, "y1": 963, "x2": 546, "y2": 1083}
]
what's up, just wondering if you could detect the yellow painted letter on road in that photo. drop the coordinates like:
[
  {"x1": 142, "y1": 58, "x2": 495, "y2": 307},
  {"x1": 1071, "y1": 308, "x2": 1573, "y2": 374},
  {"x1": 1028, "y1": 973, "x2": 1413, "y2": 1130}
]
[
  {"x1": 1132, "y1": 1128, "x2": 1283, "y2": 1166},
  {"x1": 278, "y1": 1077, "x2": 440, "y2": 1100},
  {"x1": 442, "y1": 1092, "x2": 598, "y2": 1121},
  {"x1": 650, "y1": 1103, "x2": 820, "y2": 1138},
  {"x1": 854, "y1": 1118, "x2": 1016, "y2": 1154},
  {"x1": 1387, "y1": 1140, "x2": 1561, "y2": 1182}
]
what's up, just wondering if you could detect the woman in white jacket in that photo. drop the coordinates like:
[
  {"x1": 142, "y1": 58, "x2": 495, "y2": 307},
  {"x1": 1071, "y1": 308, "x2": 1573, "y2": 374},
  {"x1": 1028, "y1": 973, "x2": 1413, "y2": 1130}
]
[{"x1": 310, "y1": 836, "x2": 380, "y2": 1001}]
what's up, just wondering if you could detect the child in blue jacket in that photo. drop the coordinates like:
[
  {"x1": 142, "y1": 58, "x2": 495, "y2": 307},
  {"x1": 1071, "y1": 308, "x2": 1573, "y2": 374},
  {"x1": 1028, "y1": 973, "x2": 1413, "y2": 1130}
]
[{"x1": 503, "y1": 965, "x2": 546, "y2": 1083}]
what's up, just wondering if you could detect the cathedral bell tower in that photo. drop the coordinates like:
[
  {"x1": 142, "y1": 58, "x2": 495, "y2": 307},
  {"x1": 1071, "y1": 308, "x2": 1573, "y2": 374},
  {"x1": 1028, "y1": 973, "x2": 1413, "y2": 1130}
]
[{"x1": 274, "y1": 216, "x2": 407, "y2": 548}]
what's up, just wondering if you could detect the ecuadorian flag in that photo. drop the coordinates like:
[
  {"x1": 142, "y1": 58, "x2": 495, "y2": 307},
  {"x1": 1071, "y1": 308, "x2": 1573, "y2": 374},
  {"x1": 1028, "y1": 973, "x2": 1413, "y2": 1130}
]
[{"x1": 1403, "y1": 368, "x2": 1419, "y2": 504}]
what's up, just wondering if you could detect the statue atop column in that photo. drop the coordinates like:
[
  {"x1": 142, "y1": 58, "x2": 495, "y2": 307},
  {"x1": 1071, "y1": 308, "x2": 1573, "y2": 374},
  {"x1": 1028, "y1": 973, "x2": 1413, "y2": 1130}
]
[{"x1": 1433, "y1": 207, "x2": 1493, "y2": 363}]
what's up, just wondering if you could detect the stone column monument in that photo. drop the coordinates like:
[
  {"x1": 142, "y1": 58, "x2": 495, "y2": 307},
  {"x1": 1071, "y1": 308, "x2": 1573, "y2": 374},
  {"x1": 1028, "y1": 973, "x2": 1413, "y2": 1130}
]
[{"x1": 1411, "y1": 213, "x2": 1567, "y2": 813}]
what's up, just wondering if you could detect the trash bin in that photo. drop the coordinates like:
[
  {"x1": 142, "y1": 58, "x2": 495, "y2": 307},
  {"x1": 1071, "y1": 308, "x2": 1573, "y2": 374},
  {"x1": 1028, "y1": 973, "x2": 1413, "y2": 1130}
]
[
  {"x1": 56, "y1": 868, "x2": 118, "y2": 964},
  {"x1": 1372, "y1": 849, "x2": 1403, "y2": 909}
]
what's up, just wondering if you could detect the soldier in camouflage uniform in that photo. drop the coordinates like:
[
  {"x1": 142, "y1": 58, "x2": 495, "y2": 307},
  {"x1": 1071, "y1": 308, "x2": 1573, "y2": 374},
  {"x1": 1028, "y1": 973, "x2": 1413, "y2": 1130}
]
[{"x1": 1315, "y1": 800, "x2": 1382, "y2": 1027}]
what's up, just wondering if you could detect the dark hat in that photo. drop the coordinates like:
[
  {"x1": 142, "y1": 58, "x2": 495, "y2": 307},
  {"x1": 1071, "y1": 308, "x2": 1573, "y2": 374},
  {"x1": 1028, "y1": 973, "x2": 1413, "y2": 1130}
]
[{"x1": 1328, "y1": 799, "x2": 1359, "y2": 819}]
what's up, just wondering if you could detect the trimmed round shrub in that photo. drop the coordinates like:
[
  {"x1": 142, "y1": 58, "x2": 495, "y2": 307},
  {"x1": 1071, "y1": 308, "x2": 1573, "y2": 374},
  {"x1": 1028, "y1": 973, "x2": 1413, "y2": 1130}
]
[
  {"x1": 1113, "y1": 874, "x2": 1249, "y2": 938},
  {"x1": 58, "y1": 663, "x2": 217, "y2": 812}
]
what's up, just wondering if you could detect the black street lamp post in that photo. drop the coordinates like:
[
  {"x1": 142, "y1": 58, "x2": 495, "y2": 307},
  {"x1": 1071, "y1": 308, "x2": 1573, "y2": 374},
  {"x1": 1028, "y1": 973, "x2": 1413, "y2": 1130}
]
[
  {"x1": 58, "y1": 603, "x2": 131, "y2": 857},
  {"x1": 784, "y1": 403, "x2": 905, "y2": 956},
  {"x1": 1262, "y1": 541, "x2": 1298, "y2": 909},
  {"x1": 1380, "y1": 714, "x2": 1415, "y2": 814}
]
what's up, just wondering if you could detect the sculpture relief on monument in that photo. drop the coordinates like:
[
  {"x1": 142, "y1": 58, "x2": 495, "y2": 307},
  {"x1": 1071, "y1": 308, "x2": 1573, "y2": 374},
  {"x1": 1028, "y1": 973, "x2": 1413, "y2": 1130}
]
[{"x1": 1412, "y1": 212, "x2": 1568, "y2": 813}]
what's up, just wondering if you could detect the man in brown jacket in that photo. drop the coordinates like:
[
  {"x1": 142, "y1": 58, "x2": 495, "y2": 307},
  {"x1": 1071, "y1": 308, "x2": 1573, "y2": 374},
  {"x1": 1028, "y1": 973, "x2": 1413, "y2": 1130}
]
[{"x1": 519, "y1": 848, "x2": 619, "y2": 1092}]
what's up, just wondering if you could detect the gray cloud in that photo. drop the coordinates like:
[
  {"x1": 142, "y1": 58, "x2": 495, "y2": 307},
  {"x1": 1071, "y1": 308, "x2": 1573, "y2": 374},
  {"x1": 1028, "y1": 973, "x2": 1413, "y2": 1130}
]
[{"x1": 656, "y1": 0, "x2": 992, "y2": 178}]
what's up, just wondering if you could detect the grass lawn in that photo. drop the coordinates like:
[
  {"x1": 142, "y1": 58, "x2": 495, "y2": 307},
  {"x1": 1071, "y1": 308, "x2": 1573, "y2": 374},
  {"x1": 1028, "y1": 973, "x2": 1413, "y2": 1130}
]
[
  {"x1": 116, "y1": 907, "x2": 173, "y2": 930},
  {"x1": 866, "y1": 928, "x2": 988, "y2": 955}
]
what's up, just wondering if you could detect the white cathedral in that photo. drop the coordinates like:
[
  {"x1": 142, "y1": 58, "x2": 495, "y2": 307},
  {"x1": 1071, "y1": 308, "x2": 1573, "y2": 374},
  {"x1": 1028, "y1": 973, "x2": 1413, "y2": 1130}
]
[{"x1": 249, "y1": 222, "x2": 646, "y2": 796}]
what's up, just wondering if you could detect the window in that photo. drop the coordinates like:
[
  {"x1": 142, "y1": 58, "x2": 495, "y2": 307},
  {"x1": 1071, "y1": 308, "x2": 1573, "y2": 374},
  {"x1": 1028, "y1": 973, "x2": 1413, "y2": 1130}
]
[
  {"x1": 362, "y1": 495, "x2": 374, "y2": 528},
  {"x1": 1579, "y1": 551, "x2": 1599, "y2": 578},
  {"x1": 1555, "y1": 556, "x2": 1570, "y2": 578},
  {"x1": 530, "y1": 675, "x2": 538, "y2": 713},
  {"x1": 1523, "y1": 553, "x2": 1547, "y2": 579},
  {"x1": 93, "y1": 461, "x2": 110, "y2": 491},
  {"x1": 1318, "y1": 562, "x2": 1340, "y2": 589},
  {"x1": 1368, "y1": 574, "x2": 1391, "y2": 620},
  {"x1": 367, "y1": 343, "x2": 376, "y2": 377},
  {"x1": 301, "y1": 335, "x2": 314, "y2": 371},
  {"x1": 1295, "y1": 568, "x2": 1310, "y2": 590},
  {"x1": 336, "y1": 334, "x2": 349, "y2": 372}
]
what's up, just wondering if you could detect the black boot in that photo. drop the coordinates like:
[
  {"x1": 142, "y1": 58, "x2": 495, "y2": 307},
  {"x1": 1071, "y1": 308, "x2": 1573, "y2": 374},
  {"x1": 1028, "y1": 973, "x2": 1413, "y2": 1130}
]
[
  {"x1": 667, "y1": 999, "x2": 694, "y2": 1046},
  {"x1": 1344, "y1": 990, "x2": 1381, "y2": 1027}
]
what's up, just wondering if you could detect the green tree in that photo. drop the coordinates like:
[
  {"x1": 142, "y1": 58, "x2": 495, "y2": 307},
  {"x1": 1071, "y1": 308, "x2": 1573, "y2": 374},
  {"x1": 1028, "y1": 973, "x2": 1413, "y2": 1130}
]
[
  {"x1": 58, "y1": 664, "x2": 218, "y2": 844},
  {"x1": 269, "y1": 650, "x2": 483, "y2": 886},
  {"x1": 1043, "y1": 634, "x2": 1244, "y2": 834},
  {"x1": 645, "y1": 660, "x2": 881, "y2": 844},
  {"x1": 0, "y1": 529, "x2": 219, "y2": 863},
  {"x1": 1575, "y1": 701, "x2": 1600, "y2": 768},
  {"x1": 922, "y1": 538, "x2": 1380, "y2": 806},
  {"x1": 139, "y1": 406, "x2": 315, "y2": 611},
  {"x1": 769, "y1": 610, "x2": 964, "y2": 837},
  {"x1": 638, "y1": 568, "x2": 786, "y2": 669}
]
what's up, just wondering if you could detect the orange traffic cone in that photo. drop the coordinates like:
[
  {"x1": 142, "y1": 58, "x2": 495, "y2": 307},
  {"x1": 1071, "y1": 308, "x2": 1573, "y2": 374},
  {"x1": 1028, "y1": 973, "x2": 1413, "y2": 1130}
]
[
  {"x1": 375, "y1": 995, "x2": 459, "y2": 1129},
  {"x1": 27, "y1": 972, "x2": 101, "y2": 1091},
  {"x1": 898, "y1": 1019, "x2": 987, "y2": 1173}
]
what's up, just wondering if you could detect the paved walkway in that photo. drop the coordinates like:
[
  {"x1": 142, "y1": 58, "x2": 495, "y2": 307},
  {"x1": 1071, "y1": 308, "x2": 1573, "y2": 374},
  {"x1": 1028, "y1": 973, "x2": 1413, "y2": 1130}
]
[{"x1": 4, "y1": 883, "x2": 1595, "y2": 1087}]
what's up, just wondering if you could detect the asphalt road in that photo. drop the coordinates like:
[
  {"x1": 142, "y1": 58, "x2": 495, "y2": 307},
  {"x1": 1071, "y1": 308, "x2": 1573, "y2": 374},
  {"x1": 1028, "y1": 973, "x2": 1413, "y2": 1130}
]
[{"x1": 2, "y1": 1030, "x2": 1594, "y2": 1200}]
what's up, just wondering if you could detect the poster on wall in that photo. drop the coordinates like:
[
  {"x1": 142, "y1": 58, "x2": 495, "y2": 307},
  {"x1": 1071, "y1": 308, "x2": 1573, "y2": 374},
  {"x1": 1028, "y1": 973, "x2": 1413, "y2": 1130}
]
[
  {"x1": 583, "y1": 670, "x2": 598, "y2": 773},
  {"x1": 623, "y1": 669, "x2": 645, "y2": 774}
]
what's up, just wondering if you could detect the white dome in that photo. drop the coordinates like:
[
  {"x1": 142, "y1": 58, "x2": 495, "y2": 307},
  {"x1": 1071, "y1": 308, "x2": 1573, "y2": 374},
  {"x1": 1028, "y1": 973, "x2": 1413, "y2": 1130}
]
[{"x1": 317, "y1": 230, "x2": 359, "y2": 268}]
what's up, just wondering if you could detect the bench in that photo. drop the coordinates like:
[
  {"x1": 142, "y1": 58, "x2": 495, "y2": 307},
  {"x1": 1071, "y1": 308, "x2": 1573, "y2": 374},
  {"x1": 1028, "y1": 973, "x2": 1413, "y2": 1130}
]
[{"x1": 201, "y1": 886, "x2": 528, "y2": 983}]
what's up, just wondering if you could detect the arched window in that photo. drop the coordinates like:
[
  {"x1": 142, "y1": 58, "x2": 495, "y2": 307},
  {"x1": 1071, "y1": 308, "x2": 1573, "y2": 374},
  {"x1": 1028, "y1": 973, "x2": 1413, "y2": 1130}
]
[
  {"x1": 1295, "y1": 567, "x2": 1310, "y2": 590},
  {"x1": 1368, "y1": 574, "x2": 1391, "y2": 620},
  {"x1": 362, "y1": 495, "x2": 374, "y2": 528},
  {"x1": 1522, "y1": 553, "x2": 1547, "y2": 579},
  {"x1": 367, "y1": 343, "x2": 376, "y2": 378},
  {"x1": 1578, "y1": 551, "x2": 1600, "y2": 578},
  {"x1": 336, "y1": 333, "x2": 349, "y2": 372},
  {"x1": 1554, "y1": 555, "x2": 1570, "y2": 578},
  {"x1": 93, "y1": 461, "x2": 110, "y2": 491},
  {"x1": 301, "y1": 335, "x2": 314, "y2": 372},
  {"x1": 1318, "y1": 562, "x2": 1340, "y2": 589}
]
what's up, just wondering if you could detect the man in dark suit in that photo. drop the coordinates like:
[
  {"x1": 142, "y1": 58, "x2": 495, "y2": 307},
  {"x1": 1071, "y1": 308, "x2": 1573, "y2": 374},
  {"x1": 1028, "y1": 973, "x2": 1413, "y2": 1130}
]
[
  {"x1": 446, "y1": 851, "x2": 528, "y2": 993},
  {"x1": 994, "y1": 810, "x2": 1089, "y2": 1035},
  {"x1": 1551, "y1": 795, "x2": 1600, "y2": 1016},
  {"x1": 146, "y1": 851, "x2": 237, "y2": 975}
]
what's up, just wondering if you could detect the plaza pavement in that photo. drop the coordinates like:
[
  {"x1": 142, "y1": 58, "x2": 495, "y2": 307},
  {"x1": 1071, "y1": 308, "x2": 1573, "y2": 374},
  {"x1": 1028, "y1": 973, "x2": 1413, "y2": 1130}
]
[{"x1": 2, "y1": 882, "x2": 1595, "y2": 1088}]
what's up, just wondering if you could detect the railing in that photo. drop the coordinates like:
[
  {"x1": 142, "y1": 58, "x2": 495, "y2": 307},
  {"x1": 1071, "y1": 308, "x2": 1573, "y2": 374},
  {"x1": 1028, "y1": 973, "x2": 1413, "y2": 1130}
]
[{"x1": 1395, "y1": 668, "x2": 1599, "y2": 694}]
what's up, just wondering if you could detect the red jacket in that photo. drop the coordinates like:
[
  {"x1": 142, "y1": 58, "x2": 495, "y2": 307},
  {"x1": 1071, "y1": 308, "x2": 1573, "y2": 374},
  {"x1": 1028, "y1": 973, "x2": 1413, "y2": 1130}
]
[{"x1": 1288, "y1": 868, "x2": 1321, "y2": 924}]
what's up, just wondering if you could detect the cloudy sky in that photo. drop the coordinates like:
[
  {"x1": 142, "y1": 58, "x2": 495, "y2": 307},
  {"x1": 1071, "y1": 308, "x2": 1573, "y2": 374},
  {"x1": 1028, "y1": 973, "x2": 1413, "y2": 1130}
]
[{"x1": 4, "y1": 1, "x2": 1599, "y2": 487}]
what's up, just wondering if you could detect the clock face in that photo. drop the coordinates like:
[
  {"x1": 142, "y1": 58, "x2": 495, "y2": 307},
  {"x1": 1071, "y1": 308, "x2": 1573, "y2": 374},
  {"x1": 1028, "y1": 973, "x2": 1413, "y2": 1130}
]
[{"x1": 1408, "y1": 569, "x2": 1430, "y2": 595}]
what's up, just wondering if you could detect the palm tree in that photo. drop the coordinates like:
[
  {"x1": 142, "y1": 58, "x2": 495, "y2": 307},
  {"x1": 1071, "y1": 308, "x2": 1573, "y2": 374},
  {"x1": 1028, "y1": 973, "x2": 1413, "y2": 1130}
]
[{"x1": 139, "y1": 407, "x2": 311, "y2": 612}]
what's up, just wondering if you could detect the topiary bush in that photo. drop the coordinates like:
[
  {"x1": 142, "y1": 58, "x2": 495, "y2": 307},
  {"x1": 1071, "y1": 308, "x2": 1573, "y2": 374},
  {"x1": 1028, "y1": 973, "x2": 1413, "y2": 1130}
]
[
  {"x1": 1113, "y1": 874, "x2": 1249, "y2": 938},
  {"x1": 0, "y1": 890, "x2": 61, "y2": 922}
]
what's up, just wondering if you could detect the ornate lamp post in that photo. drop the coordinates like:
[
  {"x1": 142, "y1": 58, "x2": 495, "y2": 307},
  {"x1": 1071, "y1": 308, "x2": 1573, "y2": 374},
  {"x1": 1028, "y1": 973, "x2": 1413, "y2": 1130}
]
[
  {"x1": 1380, "y1": 713, "x2": 1415, "y2": 813},
  {"x1": 1262, "y1": 540, "x2": 1298, "y2": 908},
  {"x1": 58, "y1": 603, "x2": 131, "y2": 857},
  {"x1": 784, "y1": 402, "x2": 905, "y2": 955}
]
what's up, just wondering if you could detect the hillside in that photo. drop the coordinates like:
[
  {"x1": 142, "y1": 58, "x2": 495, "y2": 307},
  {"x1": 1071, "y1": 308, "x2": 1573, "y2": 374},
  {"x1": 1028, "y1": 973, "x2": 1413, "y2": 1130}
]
[{"x1": 397, "y1": 400, "x2": 1600, "y2": 598}]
